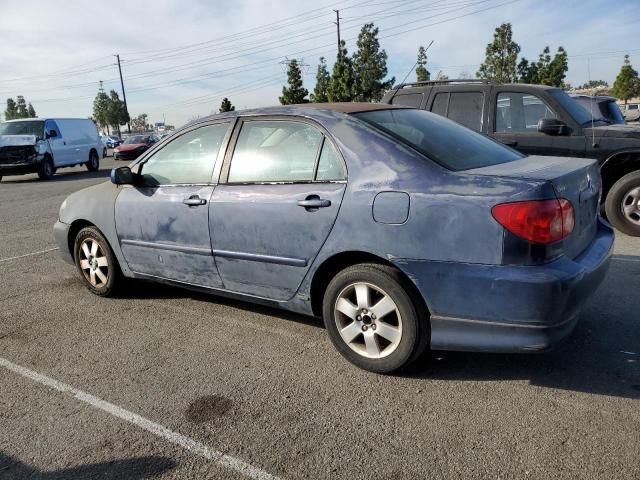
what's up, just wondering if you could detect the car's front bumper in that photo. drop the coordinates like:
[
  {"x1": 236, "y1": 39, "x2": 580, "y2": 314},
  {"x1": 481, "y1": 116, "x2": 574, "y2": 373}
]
[
  {"x1": 53, "y1": 220, "x2": 74, "y2": 265},
  {"x1": 395, "y1": 219, "x2": 614, "y2": 353}
]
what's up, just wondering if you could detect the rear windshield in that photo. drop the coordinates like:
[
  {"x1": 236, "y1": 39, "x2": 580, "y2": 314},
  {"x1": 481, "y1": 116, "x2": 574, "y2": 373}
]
[{"x1": 352, "y1": 108, "x2": 523, "y2": 171}]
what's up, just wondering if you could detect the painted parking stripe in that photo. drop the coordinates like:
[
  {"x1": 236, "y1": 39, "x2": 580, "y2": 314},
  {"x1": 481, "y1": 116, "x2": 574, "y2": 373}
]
[
  {"x1": 0, "y1": 247, "x2": 59, "y2": 263},
  {"x1": 0, "y1": 356, "x2": 280, "y2": 480}
]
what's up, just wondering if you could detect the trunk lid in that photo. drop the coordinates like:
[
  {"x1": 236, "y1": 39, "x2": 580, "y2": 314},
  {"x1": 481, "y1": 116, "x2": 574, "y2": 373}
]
[{"x1": 467, "y1": 155, "x2": 601, "y2": 259}]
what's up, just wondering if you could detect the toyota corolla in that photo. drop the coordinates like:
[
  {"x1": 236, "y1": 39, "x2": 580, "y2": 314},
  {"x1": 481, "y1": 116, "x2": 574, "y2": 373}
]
[{"x1": 54, "y1": 104, "x2": 613, "y2": 373}]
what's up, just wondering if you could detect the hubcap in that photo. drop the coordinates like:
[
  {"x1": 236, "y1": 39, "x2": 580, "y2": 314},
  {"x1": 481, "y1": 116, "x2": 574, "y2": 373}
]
[
  {"x1": 622, "y1": 186, "x2": 640, "y2": 225},
  {"x1": 79, "y1": 239, "x2": 109, "y2": 288},
  {"x1": 334, "y1": 282, "x2": 402, "y2": 359}
]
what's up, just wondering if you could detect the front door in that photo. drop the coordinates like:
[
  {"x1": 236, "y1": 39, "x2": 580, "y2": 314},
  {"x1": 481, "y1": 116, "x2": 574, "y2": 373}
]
[
  {"x1": 210, "y1": 119, "x2": 347, "y2": 301},
  {"x1": 115, "y1": 122, "x2": 230, "y2": 287},
  {"x1": 491, "y1": 91, "x2": 585, "y2": 157},
  {"x1": 44, "y1": 120, "x2": 71, "y2": 166}
]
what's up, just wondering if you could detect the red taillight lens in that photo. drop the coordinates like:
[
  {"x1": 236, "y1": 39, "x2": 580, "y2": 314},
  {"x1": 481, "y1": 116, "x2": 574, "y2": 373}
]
[{"x1": 492, "y1": 199, "x2": 574, "y2": 245}]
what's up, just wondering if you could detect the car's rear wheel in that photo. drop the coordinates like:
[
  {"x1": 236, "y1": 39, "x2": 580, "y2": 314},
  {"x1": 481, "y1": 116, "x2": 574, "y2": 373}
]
[
  {"x1": 322, "y1": 263, "x2": 428, "y2": 373},
  {"x1": 37, "y1": 156, "x2": 55, "y2": 180},
  {"x1": 74, "y1": 227, "x2": 120, "y2": 296},
  {"x1": 605, "y1": 170, "x2": 640, "y2": 237},
  {"x1": 86, "y1": 150, "x2": 100, "y2": 171}
]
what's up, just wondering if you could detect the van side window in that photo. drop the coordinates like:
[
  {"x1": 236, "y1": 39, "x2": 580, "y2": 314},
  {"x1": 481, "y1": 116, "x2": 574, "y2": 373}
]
[{"x1": 44, "y1": 120, "x2": 61, "y2": 139}]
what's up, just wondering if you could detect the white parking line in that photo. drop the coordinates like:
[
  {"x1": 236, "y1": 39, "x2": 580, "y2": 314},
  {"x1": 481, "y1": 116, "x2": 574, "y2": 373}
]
[
  {"x1": 612, "y1": 256, "x2": 640, "y2": 263},
  {"x1": 0, "y1": 247, "x2": 59, "y2": 263},
  {"x1": 0, "y1": 356, "x2": 280, "y2": 480}
]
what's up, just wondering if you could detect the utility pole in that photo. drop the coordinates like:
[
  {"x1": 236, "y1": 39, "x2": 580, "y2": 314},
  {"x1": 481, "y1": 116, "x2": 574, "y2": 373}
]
[
  {"x1": 114, "y1": 54, "x2": 131, "y2": 134},
  {"x1": 333, "y1": 9, "x2": 341, "y2": 51}
]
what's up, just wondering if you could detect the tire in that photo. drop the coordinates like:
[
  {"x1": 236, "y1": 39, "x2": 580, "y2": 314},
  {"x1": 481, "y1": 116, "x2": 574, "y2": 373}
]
[
  {"x1": 37, "y1": 156, "x2": 55, "y2": 180},
  {"x1": 322, "y1": 263, "x2": 429, "y2": 373},
  {"x1": 73, "y1": 227, "x2": 120, "y2": 296},
  {"x1": 604, "y1": 170, "x2": 640, "y2": 237},
  {"x1": 86, "y1": 150, "x2": 100, "y2": 171}
]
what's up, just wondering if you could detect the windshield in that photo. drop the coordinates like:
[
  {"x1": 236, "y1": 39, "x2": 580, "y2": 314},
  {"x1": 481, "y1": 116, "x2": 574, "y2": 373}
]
[
  {"x1": 572, "y1": 97, "x2": 625, "y2": 125},
  {"x1": 124, "y1": 135, "x2": 147, "y2": 144},
  {"x1": 352, "y1": 109, "x2": 524, "y2": 171},
  {"x1": 0, "y1": 120, "x2": 45, "y2": 138},
  {"x1": 549, "y1": 90, "x2": 594, "y2": 126}
]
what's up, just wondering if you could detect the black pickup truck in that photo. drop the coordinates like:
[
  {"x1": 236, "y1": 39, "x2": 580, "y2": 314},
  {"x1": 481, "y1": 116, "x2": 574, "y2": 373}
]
[{"x1": 382, "y1": 80, "x2": 640, "y2": 236}]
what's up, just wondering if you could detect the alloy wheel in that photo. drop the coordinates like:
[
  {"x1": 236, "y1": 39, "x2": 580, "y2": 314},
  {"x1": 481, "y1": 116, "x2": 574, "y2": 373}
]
[
  {"x1": 622, "y1": 186, "x2": 640, "y2": 225},
  {"x1": 79, "y1": 238, "x2": 109, "y2": 288},
  {"x1": 334, "y1": 282, "x2": 403, "y2": 359}
]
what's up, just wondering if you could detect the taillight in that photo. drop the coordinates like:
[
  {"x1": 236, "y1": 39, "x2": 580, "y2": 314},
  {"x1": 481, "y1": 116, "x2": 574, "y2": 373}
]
[{"x1": 492, "y1": 199, "x2": 574, "y2": 245}]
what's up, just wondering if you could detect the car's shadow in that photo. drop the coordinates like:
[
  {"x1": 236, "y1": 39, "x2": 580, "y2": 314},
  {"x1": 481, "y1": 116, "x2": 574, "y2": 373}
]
[
  {"x1": 0, "y1": 452, "x2": 176, "y2": 479},
  {"x1": 117, "y1": 255, "x2": 639, "y2": 399},
  {"x1": 1, "y1": 168, "x2": 112, "y2": 184}
]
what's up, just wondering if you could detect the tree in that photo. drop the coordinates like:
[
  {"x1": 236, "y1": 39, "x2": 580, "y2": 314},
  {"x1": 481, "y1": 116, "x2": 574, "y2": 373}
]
[
  {"x1": 416, "y1": 46, "x2": 430, "y2": 82},
  {"x1": 518, "y1": 46, "x2": 568, "y2": 87},
  {"x1": 107, "y1": 90, "x2": 129, "y2": 135},
  {"x1": 279, "y1": 59, "x2": 308, "y2": 105},
  {"x1": 328, "y1": 41, "x2": 355, "y2": 102},
  {"x1": 310, "y1": 57, "x2": 331, "y2": 103},
  {"x1": 93, "y1": 82, "x2": 111, "y2": 134},
  {"x1": 27, "y1": 103, "x2": 36, "y2": 118},
  {"x1": 577, "y1": 79, "x2": 608, "y2": 90},
  {"x1": 130, "y1": 113, "x2": 149, "y2": 133},
  {"x1": 219, "y1": 97, "x2": 235, "y2": 112},
  {"x1": 4, "y1": 98, "x2": 18, "y2": 120},
  {"x1": 352, "y1": 23, "x2": 394, "y2": 101},
  {"x1": 16, "y1": 96, "x2": 29, "y2": 118},
  {"x1": 477, "y1": 23, "x2": 520, "y2": 83},
  {"x1": 611, "y1": 55, "x2": 640, "y2": 105}
]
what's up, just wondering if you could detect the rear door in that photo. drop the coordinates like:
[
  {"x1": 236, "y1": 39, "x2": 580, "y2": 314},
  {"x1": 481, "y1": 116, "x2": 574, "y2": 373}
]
[
  {"x1": 210, "y1": 118, "x2": 347, "y2": 301},
  {"x1": 427, "y1": 89, "x2": 487, "y2": 133},
  {"x1": 491, "y1": 90, "x2": 585, "y2": 156},
  {"x1": 115, "y1": 121, "x2": 231, "y2": 287}
]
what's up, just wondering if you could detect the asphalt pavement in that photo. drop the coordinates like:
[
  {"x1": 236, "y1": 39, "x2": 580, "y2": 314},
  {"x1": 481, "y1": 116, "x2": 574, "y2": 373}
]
[{"x1": 0, "y1": 155, "x2": 638, "y2": 479}]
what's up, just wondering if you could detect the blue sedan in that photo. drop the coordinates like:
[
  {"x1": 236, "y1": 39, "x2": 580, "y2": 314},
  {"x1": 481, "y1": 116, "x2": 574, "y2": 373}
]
[{"x1": 54, "y1": 104, "x2": 613, "y2": 373}]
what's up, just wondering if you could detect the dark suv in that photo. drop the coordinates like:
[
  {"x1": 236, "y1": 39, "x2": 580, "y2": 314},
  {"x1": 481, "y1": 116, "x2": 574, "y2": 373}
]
[{"x1": 382, "y1": 80, "x2": 640, "y2": 236}]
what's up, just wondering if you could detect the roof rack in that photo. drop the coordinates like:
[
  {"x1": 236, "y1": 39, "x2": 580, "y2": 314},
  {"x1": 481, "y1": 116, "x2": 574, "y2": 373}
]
[{"x1": 392, "y1": 79, "x2": 496, "y2": 89}]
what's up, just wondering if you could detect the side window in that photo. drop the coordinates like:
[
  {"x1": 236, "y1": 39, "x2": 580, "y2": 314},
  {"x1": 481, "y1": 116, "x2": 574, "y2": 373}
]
[
  {"x1": 44, "y1": 120, "x2": 61, "y2": 139},
  {"x1": 391, "y1": 93, "x2": 423, "y2": 108},
  {"x1": 315, "y1": 140, "x2": 346, "y2": 181},
  {"x1": 141, "y1": 123, "x2": 228, "y2": 185},
  {"x1": 447, "y1": 92, "x2": 484, "y2": 131},
  {"x1": 431, "y1": 93, "x2": 448, "y2": 116},
  {"x1": 228, "y1": 121, "x2": 323, "y2": 183},
  {"x1": 496, "y1": 92, "x2": 556, "y2": 133}
]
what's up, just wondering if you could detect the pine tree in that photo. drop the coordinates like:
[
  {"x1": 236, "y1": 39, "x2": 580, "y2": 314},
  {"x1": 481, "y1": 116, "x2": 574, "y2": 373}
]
[
  {"x1": 611, "y1": 55, "x2": 640, "y2": 105},
  {"x1": 107, "y1": 90, "x2": 129, "y2": 136},
  {"x1": 310, "y1": 57, "x2": 331, "y2": 103},
  {"x1": 328, "y1": 41, "x2": 355, "y2": 102},
  {"x1": 4, "y1": 98, "x2": 18, "y2": 120},
  {"x1": 93, "y1": 82, "x2": 111, "y2": 134},
  {"x1": 477, "y1": 23, "x2": 520, "y2": 83},
  {"x1": 416, "y1": 46, "x2": 430, "y2": 82},
  {"x1": 27, "y1": 103, "x2": 36, "y2": 118},
  {"x1": 219, "y1": 97, "x2": 235, "y2": 112},
  {"x1": 352, "y1": 23, "x2": 394, "y2": 101},
  {"x1": 16, "y1": 96, "x2": 29, "y2": 118},
  {"x1": 279, "y1": 59, "x2": 308, "y2": 105},
  {"x1": 518, "y1": 46, "x2": 568, "y2": 87}
]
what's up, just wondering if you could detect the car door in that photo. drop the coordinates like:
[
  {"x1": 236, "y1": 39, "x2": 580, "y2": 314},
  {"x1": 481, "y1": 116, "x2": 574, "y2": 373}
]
[
  {"x1": 210, "y1": 118, "x2": 347, "y2": 301},
  {"x1": 44, "y1": 120, "x2": 71, "y2": 166},
  {"x1": 491, "y1": 90, "x2": 585, "y2": 156},
  {"x1": 114, "y1": 121, "x2": 231, "y2": 287},
  {"x1": 428, "y1": 90, "x2": 486, "y2": 133}
]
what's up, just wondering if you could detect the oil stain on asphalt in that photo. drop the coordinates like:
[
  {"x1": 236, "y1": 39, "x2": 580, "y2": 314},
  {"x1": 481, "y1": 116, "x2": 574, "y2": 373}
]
[{"x1": 185, "y1": 395, "x2": 233, "y2": 423}]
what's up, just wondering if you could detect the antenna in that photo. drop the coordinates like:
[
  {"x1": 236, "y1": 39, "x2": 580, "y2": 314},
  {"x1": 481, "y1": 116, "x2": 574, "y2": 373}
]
[
  {"x1": 587, "y1": 57, "x2": 596, "y2": 147},
  {"x1": 388, "y1": 40, "x2": 434, "y2": 100}
]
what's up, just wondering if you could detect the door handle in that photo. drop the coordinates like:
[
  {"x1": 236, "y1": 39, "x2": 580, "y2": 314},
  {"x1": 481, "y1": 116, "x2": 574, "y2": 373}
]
[
  {"x1": 297, "y1": 195, "x2": 331, "y2": 211},
  {"x1": 183, "y1": 195, "x2": 207, "y2": 206}
]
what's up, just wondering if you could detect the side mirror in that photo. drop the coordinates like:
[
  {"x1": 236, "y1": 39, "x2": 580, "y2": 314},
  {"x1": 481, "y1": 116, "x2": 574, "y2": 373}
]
[
  {"x1": 111, "y1": 166, "x2": 134, "y2": 185},
  {"x1": 46, "y1": 129, "x2": 58, "y2": 139},
  {"x1": 538, "y1": 118, "x2": 571, "y2": 136}
]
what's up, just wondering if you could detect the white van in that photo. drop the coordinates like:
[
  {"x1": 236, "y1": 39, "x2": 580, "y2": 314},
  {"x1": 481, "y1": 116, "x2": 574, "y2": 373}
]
[{"x1": 0, "y1": 118, "x2": 105, "y2": 181}]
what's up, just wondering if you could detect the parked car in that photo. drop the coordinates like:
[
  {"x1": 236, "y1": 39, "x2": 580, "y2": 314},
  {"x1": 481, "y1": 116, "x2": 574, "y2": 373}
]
[
  {"x1": 0, "y1": 118, "x2": 103, "y2": 181},
  {"x1": 382, "y1": 80, "x2": 640, "y2": 236},
  {"x1": 570, "y1": 95, "x2": 626, "y2": 125},
  {"x1": 101, "y1": 135, "x2": 122, "y2": 148},
  {"x1": 620, "y1": 102, "x2": 640, "y2": 123},
  {"x1": 54, "y1": 104, "x2": 613, "y2": 373},
  {"x1": 113, "y1": 135, "x2": 159, "y2": 161}
]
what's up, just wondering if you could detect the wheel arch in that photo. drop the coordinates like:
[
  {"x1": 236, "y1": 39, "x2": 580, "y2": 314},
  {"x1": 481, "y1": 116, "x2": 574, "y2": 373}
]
[
  {"x1": 309, "y1": 250, "x2": 431, "y2": 320},
  {"x1": 600, "y1": 150, "x2": 640, "y2": 200},
  {"x1": 67, "y1": 219, "x2": 97, "y2": 258}
]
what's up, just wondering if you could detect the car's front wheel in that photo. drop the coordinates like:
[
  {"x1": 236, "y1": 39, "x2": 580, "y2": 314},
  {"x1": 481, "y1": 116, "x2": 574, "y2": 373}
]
[
  {"x1": 605, "y1": 170, "x2": 640, "y2": 237},
  {"x1": 74, "y1": 227, "x2": 120, "y2": 296},
  {"x1": 322, "y1": 263, "x2": 428, "y2": 373},
  {"x1": 86, "y1": 150, "x2": 100, "y2": 171},
  {"x1": 37, "y1": 156, "x2": 55, "y2": 180}
]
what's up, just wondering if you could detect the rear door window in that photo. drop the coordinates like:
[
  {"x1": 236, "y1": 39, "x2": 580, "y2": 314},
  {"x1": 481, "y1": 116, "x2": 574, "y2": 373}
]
[
  {"x1": 430, "y1": 92, "x2": 448, "y2": 116},
  {"x1": 447, "y1": 92, "x2": 484, "y2": 131}
]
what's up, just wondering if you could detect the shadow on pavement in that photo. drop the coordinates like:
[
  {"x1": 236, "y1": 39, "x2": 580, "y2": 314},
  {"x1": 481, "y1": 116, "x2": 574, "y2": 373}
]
[
  {"x1": 1, "y1": 168, "x2": 112, "y2": 184},
  {"x1": 0, "y1": 452, "x2": 176, "y2": 479}
]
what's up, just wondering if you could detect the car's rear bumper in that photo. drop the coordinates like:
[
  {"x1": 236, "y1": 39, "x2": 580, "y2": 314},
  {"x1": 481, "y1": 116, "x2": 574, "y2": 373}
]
[
  {"x1": 395, "y1": 218, "x2": 614, "y2": 353},
  {"x1": 53, "y1": 220, "x2": 74, "y2": 265}
]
